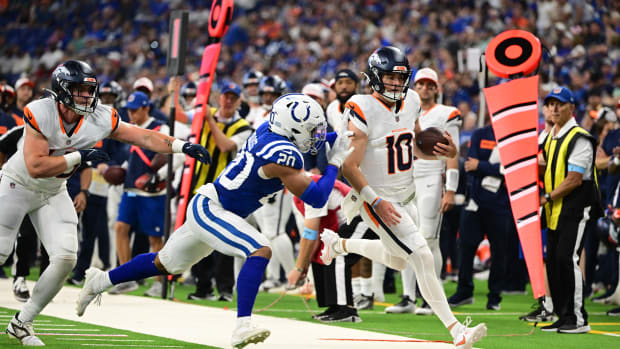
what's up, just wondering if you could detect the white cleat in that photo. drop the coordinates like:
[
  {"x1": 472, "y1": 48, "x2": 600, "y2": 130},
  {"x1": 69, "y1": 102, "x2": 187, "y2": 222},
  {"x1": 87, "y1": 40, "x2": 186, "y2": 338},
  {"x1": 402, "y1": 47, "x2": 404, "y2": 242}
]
[
  {"x1": 453, "y1": 317, "x2": 487, "y2": 349},
  {"x1": 231, "y1": 319, "x2": 270, "y2": 349},
  {"x1": 319, "y1": 229, "x2": 344, "y2": 266},
  {"x1": 76, "y1": 268, "x2": 106, "y2": 317},
  {"x1": 6, "y1": 313, "x2": 45, "y2": 346}
]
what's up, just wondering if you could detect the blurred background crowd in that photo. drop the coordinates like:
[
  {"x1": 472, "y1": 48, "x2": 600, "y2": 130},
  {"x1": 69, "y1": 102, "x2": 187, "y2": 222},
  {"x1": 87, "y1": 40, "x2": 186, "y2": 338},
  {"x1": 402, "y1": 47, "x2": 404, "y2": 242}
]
[{"x1": 1, "y1": 0, "x2": 619, "y2": 123}]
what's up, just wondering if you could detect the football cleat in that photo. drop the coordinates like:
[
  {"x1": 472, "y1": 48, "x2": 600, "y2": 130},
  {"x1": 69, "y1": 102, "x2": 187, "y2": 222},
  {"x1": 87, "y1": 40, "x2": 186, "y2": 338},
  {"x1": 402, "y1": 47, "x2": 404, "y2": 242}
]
[
  {"x1": 453, "y1": 317, "x2": 487, "y2": 348},
  {"x1": 319, "y1": 229, "x2": 345, "y2": 265},
  {"x1": 6, "y1": 313, "x2": 44, "y2": 346},
  {"x1": 76, "y1": 268, "x2": 106, "y2": 316},
  {"x1": 231, "y1": 318, "x2": 270, "y2": 349}
]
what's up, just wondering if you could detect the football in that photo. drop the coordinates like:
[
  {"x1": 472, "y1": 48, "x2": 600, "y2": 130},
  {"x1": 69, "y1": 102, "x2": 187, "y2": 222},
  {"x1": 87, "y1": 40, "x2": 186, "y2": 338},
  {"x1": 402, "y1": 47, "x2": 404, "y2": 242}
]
[
  {"x1": 102, "y1": 165, "x2": 126, "y2": 185},
  {"x1": 416, "y1": 127, "x2": 449, "y2": 156}
]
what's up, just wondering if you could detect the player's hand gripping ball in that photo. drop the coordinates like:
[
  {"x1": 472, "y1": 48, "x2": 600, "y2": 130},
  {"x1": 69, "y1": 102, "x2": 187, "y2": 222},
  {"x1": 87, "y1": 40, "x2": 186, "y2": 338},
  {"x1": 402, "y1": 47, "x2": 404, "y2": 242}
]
[{"x1": 416, "y1": 127, "x2": 449, "y2": 156}]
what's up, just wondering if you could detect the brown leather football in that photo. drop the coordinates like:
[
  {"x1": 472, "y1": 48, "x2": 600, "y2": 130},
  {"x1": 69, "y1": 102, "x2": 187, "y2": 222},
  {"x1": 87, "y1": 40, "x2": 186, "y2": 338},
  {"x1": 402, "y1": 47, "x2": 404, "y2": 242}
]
[
  {"x1": 416, "y1": 127, "x2": 448, "y2": 156},
  {"x1": 102, "y1": 165, "x2": 126, "y2": 185}
]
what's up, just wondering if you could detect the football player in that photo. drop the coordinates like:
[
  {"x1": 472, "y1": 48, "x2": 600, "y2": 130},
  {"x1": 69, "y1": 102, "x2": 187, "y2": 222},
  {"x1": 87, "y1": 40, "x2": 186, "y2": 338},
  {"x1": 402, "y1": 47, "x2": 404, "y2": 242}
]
[
  {"x1": 0, "y1": 60, "x2": 210, "y2": 346},
  {"x1": 77, "y1": 93, "x2": 353, "y2": 349},
  {"x1": 320, "y1": 46, "x2": 487, "y2": 348}
]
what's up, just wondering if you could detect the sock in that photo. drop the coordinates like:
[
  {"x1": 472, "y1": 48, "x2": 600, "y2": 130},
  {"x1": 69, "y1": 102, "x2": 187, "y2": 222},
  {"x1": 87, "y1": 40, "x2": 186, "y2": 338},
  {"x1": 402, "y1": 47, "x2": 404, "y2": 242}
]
[
  {"x1": 352, "y1": 277, "x2": 361, "y2": 296},
  {"x1": 401, "y1": 264, "x2": 416, "y2": 298},
  {"x1": 543, "y1": 295, "x2": 553, "y2": 312},
  {"x1": 19, "y1": 256, "x2": 75, "y2": 322},
  {"x1": 372, "y1": 262, "x2": 386, "y2": 302},
  {"x1": 109, "y1": 253, "x2": 162, "y2": 285},
  {"x1": 360, "y1": 277, "x2": 372, "y2": 297},
  {"x1": 408, "y1": 246, "x2": 457, "y2": 328},
  {"x1": 237, "y1": 256, "x2": 269, "y2": 317}
]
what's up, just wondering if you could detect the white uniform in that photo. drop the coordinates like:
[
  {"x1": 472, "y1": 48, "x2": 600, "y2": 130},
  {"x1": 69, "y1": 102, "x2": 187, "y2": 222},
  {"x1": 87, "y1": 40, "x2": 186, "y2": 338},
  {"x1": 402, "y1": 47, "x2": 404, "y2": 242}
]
[
  {"x1": 0, "y1": 98, "x2": 119, "y2": 262},
  {"x1": 326, "y1": 99, "x2": 347, "y2": 131},
  {"x1": 413, "y1": 104, "x2": 461, "y2": 239},
  {"x1": 247, "y1": 106, "x2": 269, "y2": 129},
  {"x1": 347, "y1": 90, "x2": 426, "y2": 256}
]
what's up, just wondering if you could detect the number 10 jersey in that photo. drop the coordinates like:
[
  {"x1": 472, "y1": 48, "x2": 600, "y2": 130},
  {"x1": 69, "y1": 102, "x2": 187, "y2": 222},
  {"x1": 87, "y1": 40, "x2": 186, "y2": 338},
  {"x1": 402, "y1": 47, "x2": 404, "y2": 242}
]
[{"x1": 345, "y1": 90, "x2": 421, "y2": 203}]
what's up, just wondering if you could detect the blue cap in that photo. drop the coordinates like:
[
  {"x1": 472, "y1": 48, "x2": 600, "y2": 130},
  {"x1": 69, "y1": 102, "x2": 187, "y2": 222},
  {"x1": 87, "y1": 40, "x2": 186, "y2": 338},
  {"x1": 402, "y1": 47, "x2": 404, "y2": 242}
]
[
  {"x1": 125, "y1": 91, "x2": 150, "y2": 110},
  {"x1": 544, "y1": 86, "x2": 575, "y2": 104},
  {"x1": 220, "y1": 82, "x2": 241, "y2": 97}
]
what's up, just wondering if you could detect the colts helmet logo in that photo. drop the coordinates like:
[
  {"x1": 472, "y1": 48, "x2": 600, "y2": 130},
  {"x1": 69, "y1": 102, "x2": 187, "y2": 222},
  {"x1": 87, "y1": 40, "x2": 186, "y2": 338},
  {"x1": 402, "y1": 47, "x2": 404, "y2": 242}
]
[{"x1": 289, "y1": 101, "x2": 310, "y2": 122}]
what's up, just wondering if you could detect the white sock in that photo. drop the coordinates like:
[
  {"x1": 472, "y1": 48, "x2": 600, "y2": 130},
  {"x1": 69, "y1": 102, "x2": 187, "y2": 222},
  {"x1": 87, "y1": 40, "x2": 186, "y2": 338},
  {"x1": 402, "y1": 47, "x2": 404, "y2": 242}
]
[
  {"x1": 543, "y1": 295, "x2": 553, "y2": 312},
  {"x1": 426, "y1": 238, "x2": 443, "y2": 278},
  {"x1": 372, "y1": 262, "x2": 386, "y2": 301},
  {"x1": 271, "y1": 234, "x2": 295, "y2": 273},
  {"x1": 360, "y1": 277, "x2": 372, "y2": 297},
  {"x1": 352, "y1": 277, "x2": 362, "y2": 296},
  {"x1": 20, "y1": 256, "x2": 76, "y2": 322},
  {"x1": 401, "y1": 264, "x2": 416, "y2": 298},
  {"x1": 266, "y1": 258, "x2": 280, "y2": 281},
  {"x1": 408, "y1": 246, "x2": 457, "y2": 328}
]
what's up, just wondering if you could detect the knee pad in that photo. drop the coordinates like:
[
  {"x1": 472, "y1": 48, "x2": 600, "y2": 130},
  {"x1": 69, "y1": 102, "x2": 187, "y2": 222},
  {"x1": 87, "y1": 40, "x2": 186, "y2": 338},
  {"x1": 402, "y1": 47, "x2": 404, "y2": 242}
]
[{"x1": 50, "y1": 254, "x2": 77, "y2": 272}]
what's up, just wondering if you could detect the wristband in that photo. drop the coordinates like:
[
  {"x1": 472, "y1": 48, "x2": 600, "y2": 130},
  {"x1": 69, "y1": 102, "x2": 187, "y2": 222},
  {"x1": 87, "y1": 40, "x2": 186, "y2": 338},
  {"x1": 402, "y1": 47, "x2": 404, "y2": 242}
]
[
  {"x1": 80, "y1": 189, "x2": 90, "y2": 198},
  {"x1": 372, "y1": 198, "x2": 382, "y2": 209},
  {"x1": 360, "y1": 185, "x2": 379, "y2": 204},
  {"x1": 64, "y1": 151, "x2": 82, "y2": 168},
  {"x1": 614, "y1": 157, "x2": 620, "y2": 166},
  {"x1": 171, "y1": 139, "x2": 185, "y2": 153},
  {"x1": 295, "y1": 267, "x2": 305, "y2": 273},
  {"x1": 544, "y1": 193, "x2": 552, "y2": 203},
  {"x1": 301, "y1": 227, "x2": 318, "y2": 240},
  {"x1": 445, "y1": 168, "x2": 459, "y2": 192}
]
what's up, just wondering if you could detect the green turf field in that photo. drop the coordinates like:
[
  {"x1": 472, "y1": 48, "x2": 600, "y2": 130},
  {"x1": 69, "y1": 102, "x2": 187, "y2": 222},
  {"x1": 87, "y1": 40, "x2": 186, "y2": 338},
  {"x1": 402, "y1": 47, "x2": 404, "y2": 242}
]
[{"x1": 3, "y1": 267, "x2": 619, "y2": 348}]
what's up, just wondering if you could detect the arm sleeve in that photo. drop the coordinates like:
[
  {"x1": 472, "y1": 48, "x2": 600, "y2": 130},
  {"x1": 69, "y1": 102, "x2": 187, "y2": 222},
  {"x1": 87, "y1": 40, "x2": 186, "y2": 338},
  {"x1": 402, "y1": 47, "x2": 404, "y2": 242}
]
[{"x1": 300, "y1": 165, "x2": 338, "y2": 208}]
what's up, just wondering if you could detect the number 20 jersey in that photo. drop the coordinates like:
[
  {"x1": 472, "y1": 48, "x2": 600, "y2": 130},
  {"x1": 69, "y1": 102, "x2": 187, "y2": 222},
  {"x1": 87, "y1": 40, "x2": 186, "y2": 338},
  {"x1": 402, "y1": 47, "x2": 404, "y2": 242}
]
[
  {"x1": 346, "y1": 90, "x2": 422, "y2": 203},
  {"x1": 207, "y1": 122, "x2": 304, "y2": 218}
]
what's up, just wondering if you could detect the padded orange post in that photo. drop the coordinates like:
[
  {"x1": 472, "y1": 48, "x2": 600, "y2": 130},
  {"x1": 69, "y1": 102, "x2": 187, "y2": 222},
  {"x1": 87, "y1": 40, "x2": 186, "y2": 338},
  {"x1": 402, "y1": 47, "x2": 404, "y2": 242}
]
[{"x1": 484, "y1": 75, "x2": 545, "y2": 299}]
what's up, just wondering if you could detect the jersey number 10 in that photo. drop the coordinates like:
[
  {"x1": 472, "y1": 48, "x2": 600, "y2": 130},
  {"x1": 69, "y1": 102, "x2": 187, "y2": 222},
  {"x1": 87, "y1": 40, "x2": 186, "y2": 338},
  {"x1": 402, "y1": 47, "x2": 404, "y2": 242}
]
[{"x1": 386, "y1": 132, "x2": 413, "y2": 174}]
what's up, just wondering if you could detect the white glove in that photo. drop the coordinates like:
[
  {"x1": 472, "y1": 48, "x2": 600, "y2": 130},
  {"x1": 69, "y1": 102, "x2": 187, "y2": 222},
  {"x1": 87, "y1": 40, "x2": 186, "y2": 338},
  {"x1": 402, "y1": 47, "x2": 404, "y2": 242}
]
[{"x1": 327, "y1": 130, "x2": 354, "y2": 168}]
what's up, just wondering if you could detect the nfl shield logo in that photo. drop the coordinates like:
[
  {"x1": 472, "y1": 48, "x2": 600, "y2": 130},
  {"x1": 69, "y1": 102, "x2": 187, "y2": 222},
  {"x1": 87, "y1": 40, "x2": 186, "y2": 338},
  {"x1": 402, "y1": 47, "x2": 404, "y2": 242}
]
[
  {"x1": 66, "y1": 140, "x2": 71, "y2": 145},
  {"x1": 10, "y1": 182, "x2": 15, "y2": 189}
]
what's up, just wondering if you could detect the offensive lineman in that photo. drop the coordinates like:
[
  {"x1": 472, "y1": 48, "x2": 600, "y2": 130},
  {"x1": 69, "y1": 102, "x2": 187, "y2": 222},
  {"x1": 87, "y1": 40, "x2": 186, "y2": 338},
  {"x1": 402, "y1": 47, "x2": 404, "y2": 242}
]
[
  {"x1": 0, "y1": 60, "x2": 211, "y2": 346},
  {"x1": 76, "y1": 93, "x2": 353, "y2": 349},
  {"x1": 320, "y1": 46, "x2": 486, "y2": 348},
  {"x1": 386, "y1": 67, "x2": 462, "y2": 315}
]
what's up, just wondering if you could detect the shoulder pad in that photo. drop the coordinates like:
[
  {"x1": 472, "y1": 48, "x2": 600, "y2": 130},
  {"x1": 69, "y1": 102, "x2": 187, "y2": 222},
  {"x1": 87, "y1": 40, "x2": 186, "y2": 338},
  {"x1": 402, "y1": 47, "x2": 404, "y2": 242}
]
[{"x1": 254, "y1": 139, "x2": 304, "y2": 169}]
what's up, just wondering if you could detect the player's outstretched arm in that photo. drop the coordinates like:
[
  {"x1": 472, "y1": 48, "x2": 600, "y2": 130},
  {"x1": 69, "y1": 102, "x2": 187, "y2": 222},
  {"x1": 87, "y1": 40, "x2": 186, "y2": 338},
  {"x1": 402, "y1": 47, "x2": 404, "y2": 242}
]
[
  {"x1": 23, "y1": 125, "x2": 109, "y2": 178},
  {"x1": 110, "y1": 121, "x2": 210, "y2": 164}
]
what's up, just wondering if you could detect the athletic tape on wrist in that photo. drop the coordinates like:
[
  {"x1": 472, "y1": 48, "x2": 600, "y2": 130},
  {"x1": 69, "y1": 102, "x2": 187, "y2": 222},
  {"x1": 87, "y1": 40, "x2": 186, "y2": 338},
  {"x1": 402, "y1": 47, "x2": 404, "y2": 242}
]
[
  {"x1": 64, "y1": 151, "x2": 82, "y2": 168},
  {"x1": 360, "y1": 185, "x2": 379, "y2": 204},
  {"x1": 445, "y1": 168, "x2": 459, "y2": 192},
  {"x1": 171, "y1": 139, "x2": 185, "y2": 153}
]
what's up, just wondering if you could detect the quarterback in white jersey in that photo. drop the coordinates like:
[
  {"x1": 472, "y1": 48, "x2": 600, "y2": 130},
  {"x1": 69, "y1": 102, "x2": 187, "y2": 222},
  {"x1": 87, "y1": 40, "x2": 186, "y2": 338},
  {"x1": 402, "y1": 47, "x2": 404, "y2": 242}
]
[
  {"x1": 321, "y1": 47, "x2": 486, "y2": 348},
  {"x1": 389, "y1": 67, "x2": 462, "y2": 315},
  {"x1": 0, "y1": 60, "x2": 211, "y2": 346}
]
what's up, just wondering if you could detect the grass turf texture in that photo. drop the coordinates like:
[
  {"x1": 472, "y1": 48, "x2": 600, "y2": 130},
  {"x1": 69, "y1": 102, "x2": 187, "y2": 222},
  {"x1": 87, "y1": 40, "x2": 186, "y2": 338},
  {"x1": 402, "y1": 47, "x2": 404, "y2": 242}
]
[{"x1": 3, "y1": 266, "x2": 619, "y2": 348}]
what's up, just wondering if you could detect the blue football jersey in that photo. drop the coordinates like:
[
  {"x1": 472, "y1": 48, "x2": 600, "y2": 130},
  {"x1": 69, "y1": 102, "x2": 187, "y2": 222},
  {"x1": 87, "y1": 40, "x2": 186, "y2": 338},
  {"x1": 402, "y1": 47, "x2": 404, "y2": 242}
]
[{"x1": 213, "y1": 122, "x2": 304, "y2": 218}]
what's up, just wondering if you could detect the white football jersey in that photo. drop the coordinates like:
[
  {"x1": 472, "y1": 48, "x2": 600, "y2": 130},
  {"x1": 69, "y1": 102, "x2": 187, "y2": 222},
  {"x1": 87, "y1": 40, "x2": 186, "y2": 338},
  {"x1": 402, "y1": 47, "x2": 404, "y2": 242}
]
[
  {"x1": 414, "y1": 104, "x2": 461, "y2": 177},
  {"x1": 347, "y1": 90, "x2": 421, "y2": 203},
  {"x1": 3, "y1": 98, "x2": 119, "y2": 193},
  {"x1": 326, "y1": 99, "x2": 347, "y2": 131},
  {"x1": 247, "y1": 106, "x2": 269, "y2": 129}
]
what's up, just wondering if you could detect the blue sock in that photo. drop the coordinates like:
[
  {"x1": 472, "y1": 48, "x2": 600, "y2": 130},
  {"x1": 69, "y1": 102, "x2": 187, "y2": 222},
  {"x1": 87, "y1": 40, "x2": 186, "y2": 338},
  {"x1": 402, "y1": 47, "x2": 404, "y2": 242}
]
[
  {"x1": 236, "y1": 256, "x2": 269, "y2": 317},
  {"x1": 109, "y1": 253, "x2": 163, "y2": 285}
]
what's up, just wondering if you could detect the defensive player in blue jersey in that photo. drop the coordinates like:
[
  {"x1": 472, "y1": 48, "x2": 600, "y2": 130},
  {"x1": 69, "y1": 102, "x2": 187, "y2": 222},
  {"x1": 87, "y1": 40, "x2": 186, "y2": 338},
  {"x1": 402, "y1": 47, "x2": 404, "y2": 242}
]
[{"x1": 76, "y1": 93, "x2": 353, "y2": 349}]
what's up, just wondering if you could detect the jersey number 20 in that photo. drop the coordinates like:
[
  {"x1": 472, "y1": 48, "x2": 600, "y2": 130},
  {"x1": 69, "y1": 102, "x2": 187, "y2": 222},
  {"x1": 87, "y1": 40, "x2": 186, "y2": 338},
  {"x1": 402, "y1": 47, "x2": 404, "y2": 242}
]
[{"x1": 386, "y1": 132, "x2": 413, "y2": 174}]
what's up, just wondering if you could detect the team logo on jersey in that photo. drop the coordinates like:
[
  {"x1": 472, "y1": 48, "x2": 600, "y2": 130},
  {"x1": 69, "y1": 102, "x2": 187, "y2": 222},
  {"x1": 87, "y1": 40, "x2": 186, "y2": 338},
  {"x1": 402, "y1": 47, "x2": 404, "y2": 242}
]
[{"x1": 289, "y1": 101, "x2": 311, "y2": 122}]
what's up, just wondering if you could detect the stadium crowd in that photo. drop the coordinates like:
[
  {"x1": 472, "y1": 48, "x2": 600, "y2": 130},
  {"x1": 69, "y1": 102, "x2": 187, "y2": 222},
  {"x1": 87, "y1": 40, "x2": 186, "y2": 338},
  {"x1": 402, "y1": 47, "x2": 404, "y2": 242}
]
[{"x1": 0, "y1": 0, "x2": 620, "y2": 342}]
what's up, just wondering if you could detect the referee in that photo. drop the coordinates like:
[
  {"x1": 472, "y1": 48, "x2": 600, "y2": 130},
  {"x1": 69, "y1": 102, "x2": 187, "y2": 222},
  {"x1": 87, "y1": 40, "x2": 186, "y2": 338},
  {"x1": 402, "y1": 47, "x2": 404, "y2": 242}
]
[{"x1": 539, "y1": 87, "x2": 603, "y2": 334}]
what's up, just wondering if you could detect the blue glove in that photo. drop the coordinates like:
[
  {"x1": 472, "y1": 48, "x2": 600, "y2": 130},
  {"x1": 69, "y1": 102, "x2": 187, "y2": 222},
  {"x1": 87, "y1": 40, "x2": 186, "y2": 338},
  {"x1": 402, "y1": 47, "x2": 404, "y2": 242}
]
[
  {"x1": 326, "y1": 132, "x2": 338, "y2": 147},
  {"x1": 182, "y1": 143, "x2": 211, "y2": 164},
  {"x1": 78, "y1": 148, "x2": 110, "y2": 163}
]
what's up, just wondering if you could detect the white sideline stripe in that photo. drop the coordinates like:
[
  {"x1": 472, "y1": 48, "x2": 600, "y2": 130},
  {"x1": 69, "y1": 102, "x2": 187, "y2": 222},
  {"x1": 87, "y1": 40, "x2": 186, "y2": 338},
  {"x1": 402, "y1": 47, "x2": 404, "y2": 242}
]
[
  {"x1": 81, "y1": 345, "x2": 182, "y2": 348},
  {"x1": 37, "y1": 328, "x2": 100, "y2": 331},
  {"x1": 0, "y1": 279, "x2": 457, "y2": 348},
  {"x1": 59, "y1": 339, "x2": 155, "y2": 342},
  {"x1": 35, "y1": 324, "x2": 76, "y2": 327}
]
